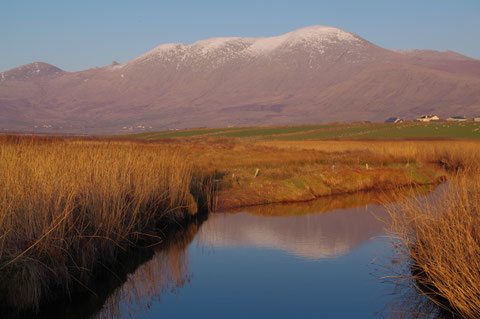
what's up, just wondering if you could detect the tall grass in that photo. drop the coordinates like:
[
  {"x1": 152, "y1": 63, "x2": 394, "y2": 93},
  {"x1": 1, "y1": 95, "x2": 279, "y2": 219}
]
[
  {"x1": 261, "y1": 140, "x2": 480, "y2": 170},
  {"x1": 388, "y1": 170, "x2": 480, "y2": 318},
  {"x1": 0, "y1": 136, "x2": 209, "y2": 313}
]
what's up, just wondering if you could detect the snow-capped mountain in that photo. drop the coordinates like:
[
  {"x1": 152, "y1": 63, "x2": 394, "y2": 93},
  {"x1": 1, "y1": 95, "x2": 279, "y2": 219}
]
[{"x1": 1, "y1": 25, "x2": 479, "y2": 133}]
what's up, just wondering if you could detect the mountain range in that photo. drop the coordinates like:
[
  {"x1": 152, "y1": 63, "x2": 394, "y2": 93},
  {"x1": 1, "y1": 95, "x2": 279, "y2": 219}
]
[{"x1": 1, "y1": 25, "x2": 480, "y2": 134}]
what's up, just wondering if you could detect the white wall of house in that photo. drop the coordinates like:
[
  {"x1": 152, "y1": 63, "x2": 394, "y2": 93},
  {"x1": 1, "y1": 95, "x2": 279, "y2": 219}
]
[{"x1": 416, "y1": 115, "x2": 439, "y2": 122}]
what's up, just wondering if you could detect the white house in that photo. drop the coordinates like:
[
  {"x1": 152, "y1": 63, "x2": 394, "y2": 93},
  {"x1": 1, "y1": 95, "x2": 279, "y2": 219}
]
[{"x1": 416, "y1": 115, "x2": 439, "y2": 122}]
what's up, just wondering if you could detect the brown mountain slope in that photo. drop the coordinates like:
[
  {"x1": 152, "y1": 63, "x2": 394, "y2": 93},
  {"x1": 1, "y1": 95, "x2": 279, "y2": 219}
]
[
  {"x1": 311, "y1": 63, "x2": 480, "y2": 122},
  {"x1": 0, "y1": 26, "x2": 479, "y2": 134}
]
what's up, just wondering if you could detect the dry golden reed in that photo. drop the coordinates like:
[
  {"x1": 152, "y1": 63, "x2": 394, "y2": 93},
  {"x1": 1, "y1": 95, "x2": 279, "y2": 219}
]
[
  {"x1": 0, "y1": 136, "x2": 203, "y2": 312},
  {"x1": 261, "y1": 140, "x2": 480, "y2": 170},
  {"x1": 388, "y1": 171, "x2": 480, "y2": 318}
]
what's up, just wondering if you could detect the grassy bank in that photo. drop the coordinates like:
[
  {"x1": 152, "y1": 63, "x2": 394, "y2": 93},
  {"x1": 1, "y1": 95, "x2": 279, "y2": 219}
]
[
  {"x1": 147, "y1": 138, "x2": 444, "y2": 209},
  {"x1": 215, "y1": 161, "x2": 439, "y2": 209},
  {"x1": 223, "y1": 184, "x2": 439, "y2": 217},
  {"x1": 0, "y1": 136, "x2": 214, "y2": 314}
]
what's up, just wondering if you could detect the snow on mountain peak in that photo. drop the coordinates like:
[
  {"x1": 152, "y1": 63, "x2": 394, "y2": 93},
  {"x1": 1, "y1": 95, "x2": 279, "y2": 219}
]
[
  {"x1": 288, "y1": 25, "x2": 357, "y2": 41},
  {"x1": 247, "y1": 26, "x2": 359, "y2": 55},
  {"x1": 191, "y1": 37, "x2": 255, "y2": 54},
  {"x1": 151, "y1": 43, "x2": 187, "y2": 53},
  {"x1": 127, "y1": 26, "x2": 362, "y2": 66}
]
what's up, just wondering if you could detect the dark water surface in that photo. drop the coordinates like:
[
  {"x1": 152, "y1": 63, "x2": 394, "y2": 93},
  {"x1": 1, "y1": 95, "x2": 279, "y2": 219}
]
[{"x1": 79, "y1": 186, "x2": 443, "y2": 319}]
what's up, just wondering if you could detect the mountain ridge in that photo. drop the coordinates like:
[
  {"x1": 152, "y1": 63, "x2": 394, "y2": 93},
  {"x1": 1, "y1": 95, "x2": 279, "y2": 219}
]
[{"x1": 1, "y1": 25, "x2": 479, "y2": 134}]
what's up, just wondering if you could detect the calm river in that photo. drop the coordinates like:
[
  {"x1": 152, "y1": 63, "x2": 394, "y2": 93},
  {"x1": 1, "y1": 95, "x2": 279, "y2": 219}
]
[{"x1": 38, "y1": 186, "x2": 444, "y2": 319}]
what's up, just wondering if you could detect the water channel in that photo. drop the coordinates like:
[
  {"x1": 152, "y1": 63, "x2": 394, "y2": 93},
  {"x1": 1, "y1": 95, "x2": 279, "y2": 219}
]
[{"x1": 34, "y1": 185, "x2": 446, "y2": 319}]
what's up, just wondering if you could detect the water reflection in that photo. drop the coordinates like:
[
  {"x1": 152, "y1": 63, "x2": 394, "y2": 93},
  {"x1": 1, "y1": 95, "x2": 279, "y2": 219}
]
[
  {"x1": 198, "y1": 206, "x2": 384, "y2": 260},
  {"x1": 93, "y1": 186, "x2": 438, "y2": 318},
  {"x1": 25, "y1": 221, "x2": 201, "y2": 319},
  {"x1": 96, "y1": 223, "x2": 197, "y2": 319},
  {"x1": 197, "y1": 187, "x2": 435, "y2": 260}
]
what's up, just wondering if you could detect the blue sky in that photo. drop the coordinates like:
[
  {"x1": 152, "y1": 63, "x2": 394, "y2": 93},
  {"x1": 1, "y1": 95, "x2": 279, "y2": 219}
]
[{"x1": 1, "y1": 0, "x2": 479, "y2": 72}]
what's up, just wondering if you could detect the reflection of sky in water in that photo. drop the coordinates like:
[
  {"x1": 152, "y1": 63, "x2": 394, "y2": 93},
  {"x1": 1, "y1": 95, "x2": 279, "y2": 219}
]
[{"x1": 91, "y1": 186, "x2": 444, "y2": 319}]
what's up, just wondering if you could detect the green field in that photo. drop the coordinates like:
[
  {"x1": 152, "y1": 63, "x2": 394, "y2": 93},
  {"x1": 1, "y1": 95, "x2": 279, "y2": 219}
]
[
  {"x1": 357, "y1": 122, "x2": 480, "y2": 139},
  {"x1": 122, "y1": 122, "x2": 480, "y2": 140},
  {"x1": 122, "y1": 127, "x2": 246, "y2": 139},
  {"x1": 214, "y1": 124, "x2": 334, "y2": 138}
]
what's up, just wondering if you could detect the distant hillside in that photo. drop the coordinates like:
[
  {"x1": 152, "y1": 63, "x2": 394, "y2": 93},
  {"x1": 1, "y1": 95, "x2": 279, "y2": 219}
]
[{"x1": 1, "y1": 26, "x2": 480, "y2": 134}]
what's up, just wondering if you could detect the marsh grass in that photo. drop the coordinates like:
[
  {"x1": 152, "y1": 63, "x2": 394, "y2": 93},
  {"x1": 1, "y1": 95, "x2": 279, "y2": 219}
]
[
  {"x1": 387, "y1": 170, "x2": 480, "y2": 318},
  {"x1": 261, "y1": 140, "x2": 480, "y2": 170},
  {"x1": 102, "y1": 138, "x2": 445, "y2": 209},
  {"x1": 0, "y1": 136, "x2": 210, "y2": 313}
]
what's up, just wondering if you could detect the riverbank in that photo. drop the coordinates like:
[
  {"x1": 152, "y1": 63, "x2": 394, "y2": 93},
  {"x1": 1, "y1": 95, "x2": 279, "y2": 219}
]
[
  {"x1": 143, "y1": 138, "x2": 446, "y2": 209},
  {"x1": 215, "y1": 162, "x2": 441, "y2": 209}
]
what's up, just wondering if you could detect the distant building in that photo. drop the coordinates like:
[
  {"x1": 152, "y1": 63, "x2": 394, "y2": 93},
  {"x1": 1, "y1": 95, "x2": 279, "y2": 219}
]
[
  {"x1": 416, "y1": 115, "x2": 439, "y2": 122},
  {"x1": 446, "y1": 116, "x2": 468, "y2": 122},
  {"x1": 385, "y1": 117, "x2": 403, "y2": 123},
  {"x1": 474, "y1": 116, "x2": 480, "y2": 122}
]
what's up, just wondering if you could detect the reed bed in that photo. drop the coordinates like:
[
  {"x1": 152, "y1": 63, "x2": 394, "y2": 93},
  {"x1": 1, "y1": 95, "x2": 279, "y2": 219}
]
[
  {"x1": 0, "y1": 136, "x2": 207, "y2": 313},
  {"x1": 261, "y1": 140, "x2": 480, "y2": 170},
  {"x1": 388, "y1": 171, "x2": 480, "y2": 318}
]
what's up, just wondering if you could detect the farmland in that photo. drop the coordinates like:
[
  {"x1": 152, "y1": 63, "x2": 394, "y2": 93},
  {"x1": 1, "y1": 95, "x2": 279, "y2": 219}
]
[{"x1": 122, "y1": 121, "x2": 480, "y2": 141}]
